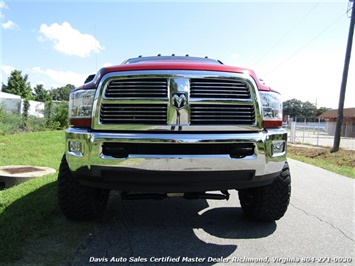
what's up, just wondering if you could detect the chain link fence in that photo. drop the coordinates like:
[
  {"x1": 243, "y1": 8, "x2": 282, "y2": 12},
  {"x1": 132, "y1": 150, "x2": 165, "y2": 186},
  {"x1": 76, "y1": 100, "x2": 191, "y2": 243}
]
[{"x1": 286, "y1": 120, "x2": 355, "y2": 150}]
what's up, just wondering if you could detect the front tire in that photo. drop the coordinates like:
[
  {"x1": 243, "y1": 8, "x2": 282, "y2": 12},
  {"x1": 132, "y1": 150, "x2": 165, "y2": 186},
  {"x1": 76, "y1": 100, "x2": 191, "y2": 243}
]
[
  {"x1": 58, "y1": 154, "x2": 110, "y2": 221},
  {"x1": 238, "y1": 161, "x2": 291, "y2": 222}
]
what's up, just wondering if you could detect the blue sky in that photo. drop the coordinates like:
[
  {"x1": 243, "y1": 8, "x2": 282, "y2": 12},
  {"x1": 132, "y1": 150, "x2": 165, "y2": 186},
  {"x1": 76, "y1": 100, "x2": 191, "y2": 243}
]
[{"x1": 1, "y1": 0, "x2": 354, "y2": 109}]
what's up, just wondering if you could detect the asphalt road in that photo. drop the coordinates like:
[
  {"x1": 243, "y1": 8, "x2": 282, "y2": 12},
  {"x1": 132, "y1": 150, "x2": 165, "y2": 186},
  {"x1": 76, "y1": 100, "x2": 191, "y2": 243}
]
[{"x1": 69, "y1": 159, "x2": 354, "y2": 266}]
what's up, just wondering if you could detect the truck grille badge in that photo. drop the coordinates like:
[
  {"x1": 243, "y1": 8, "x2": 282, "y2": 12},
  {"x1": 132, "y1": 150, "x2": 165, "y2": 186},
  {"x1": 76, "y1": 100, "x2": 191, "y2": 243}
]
[{"x1": 172, "y1": 93, "x2": 187, "y2": 110}]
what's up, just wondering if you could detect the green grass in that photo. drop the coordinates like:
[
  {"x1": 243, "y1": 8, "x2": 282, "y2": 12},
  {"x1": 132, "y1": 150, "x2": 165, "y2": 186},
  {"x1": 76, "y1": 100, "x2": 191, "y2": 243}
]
[
  {"x1": 287, "y1": 145, "x2": 355, "y2": 178},
  {"x1": 0, "y1": 131, "x2": 98, "y2": 264}
]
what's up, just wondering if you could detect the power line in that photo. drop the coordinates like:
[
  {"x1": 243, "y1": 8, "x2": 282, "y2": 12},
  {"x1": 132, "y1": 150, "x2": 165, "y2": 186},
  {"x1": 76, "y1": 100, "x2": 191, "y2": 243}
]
[
  {"x1": 252, "y1": 2, "x2": 320, "y2": 67},
  {"x1": 264, "y1": 10, "x2": 347, "y2": 76}
]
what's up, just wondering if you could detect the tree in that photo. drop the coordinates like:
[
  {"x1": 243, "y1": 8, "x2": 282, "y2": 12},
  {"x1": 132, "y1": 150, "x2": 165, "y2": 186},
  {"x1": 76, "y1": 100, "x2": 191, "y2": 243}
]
[
  {"x1": 44, "y1": 101, "x2": 69, "y2": 129},
  {"x1": 2, "y1": 70, "x2": 33, "y2": 99},
  {"x1": 51, "y1": 84, "x2": 75, "y2": 101},
  {"x1": 34, "y1": 84, "x2": 51, "y2": 102},
  {"x1": 283, "y1": 98, "x2": 329, "y2": 122},
  {"x1": 283, "y1": 99, "x2": 302, "y2": 120},
  {"x1": 316, "y1": 107, "x2": 330, "y2": 117},
  {"x1": 22, "y1": 99, "x2": 30, "y2": 129},
  {"x1": 54, "y1": 102, "x2": 69, "y2": 128},
  {"x1": 301, "y1": 101, "x2": 317, "y2": 121}
]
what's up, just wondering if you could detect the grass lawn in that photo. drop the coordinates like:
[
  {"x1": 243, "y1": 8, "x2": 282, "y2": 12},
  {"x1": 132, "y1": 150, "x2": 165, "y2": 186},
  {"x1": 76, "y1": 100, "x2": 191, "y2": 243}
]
[
  {"x1": 287, "y1": 145, "x2": 355, "y2": 178},
  {"x1": 0, "y1": 131, "x2": 98, "y2": 264}
]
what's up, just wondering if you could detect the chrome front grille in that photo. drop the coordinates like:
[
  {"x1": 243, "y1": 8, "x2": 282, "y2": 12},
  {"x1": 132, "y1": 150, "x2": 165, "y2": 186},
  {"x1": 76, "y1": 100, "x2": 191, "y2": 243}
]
[
  {"x1": 190, "y1": 104, "x2": 255, "y2": 125},
  {"x1": 95, "y1": 70, "x2": 261, "y2": 130},
  {"x1": 190, "y1": 78, "x2": 250, "y2": 99},
  {"x1": 105, "y1": 78, "x2": 168, "y2": 98},
  {"x1": 100, "y1": 104, "x2": 167, "y2": 124}
]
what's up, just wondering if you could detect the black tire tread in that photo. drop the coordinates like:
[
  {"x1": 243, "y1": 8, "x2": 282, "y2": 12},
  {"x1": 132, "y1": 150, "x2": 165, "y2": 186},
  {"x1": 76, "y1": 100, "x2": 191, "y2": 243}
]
[
  {"x1": 58, "y1": 154, "x2": 109, "y2": 221},
  {"x1": 239, "y1": 161, "x2": 291, "y2": 222}
]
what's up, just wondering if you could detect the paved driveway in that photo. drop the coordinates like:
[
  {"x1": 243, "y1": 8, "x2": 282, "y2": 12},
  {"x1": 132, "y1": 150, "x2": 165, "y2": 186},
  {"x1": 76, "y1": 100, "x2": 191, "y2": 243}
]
[{"x1": 70, "y1": 159, "x2": 354, "y2": 265}]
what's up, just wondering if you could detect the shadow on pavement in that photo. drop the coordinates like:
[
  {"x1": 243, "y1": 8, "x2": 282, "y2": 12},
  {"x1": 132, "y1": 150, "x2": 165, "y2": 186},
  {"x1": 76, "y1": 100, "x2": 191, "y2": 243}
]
[{"x1": 70, "y1": 191, "x2": 276, "y2": 265}]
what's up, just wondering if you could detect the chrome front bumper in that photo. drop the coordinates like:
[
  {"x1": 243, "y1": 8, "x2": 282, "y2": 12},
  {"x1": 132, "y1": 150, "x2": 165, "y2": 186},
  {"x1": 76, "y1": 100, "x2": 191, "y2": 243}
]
[{"x1": 65, "y1": 128, "x2": 287, "y2": 192}]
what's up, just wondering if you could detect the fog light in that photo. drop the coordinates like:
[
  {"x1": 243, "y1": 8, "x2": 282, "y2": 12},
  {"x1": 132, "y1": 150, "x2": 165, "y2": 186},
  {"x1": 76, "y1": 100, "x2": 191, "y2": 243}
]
[
  {"x1": 69, "y1": 141, "x2": 83, "y2": 154},
  {"x1": 272, "y1": 140, "x2": 285, "y2": 155}
]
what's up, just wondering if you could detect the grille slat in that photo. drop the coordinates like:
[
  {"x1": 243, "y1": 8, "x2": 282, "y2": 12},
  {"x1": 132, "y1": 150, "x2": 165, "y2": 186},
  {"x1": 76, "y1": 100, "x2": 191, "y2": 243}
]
[
  {"x1": 190, "y1": 78, "x2": 250, "y2": 99},
  {"x1": 105, "y1": 78, "x2": 168, "y2": 98},
  {"x1": 100, "y1": 104, "x2": 167, "y2": 124},
  {"x1": 191, "y1": 104, "x2": 255, "y2": 125}
]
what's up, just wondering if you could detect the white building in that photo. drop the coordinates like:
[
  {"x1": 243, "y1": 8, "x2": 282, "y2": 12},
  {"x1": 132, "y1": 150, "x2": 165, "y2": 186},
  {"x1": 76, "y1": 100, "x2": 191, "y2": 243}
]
[
  {"x1": 0, "y1": 91, "x2": 44, "y2": 118},
  {"x1": 0, "y1": 91, "x2": 21, "y2": 114}
]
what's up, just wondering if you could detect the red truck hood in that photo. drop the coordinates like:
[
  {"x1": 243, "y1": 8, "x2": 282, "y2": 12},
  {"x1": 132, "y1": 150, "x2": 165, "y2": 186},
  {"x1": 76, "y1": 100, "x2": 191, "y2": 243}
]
[
  {"x1": 83, "y1": 60, "x2": 272, "y2": 91},
  {"x1": 103, "y1": 60, "x2": 249, "y2": 73}
]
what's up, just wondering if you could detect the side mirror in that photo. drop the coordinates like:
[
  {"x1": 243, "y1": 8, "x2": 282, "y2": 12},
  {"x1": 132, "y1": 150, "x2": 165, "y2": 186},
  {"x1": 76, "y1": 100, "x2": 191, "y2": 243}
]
[{"x1": 84, "y1": 74, "x2": 95, "y2": 84}]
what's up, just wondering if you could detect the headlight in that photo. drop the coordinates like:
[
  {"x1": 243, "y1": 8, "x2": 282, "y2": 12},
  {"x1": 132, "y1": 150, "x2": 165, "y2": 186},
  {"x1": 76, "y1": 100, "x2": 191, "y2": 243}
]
[
  {"x1": 69, "y1": 89, "x2": 96, "y2": 127},
  {"x1": 259, "y1": 91, "x2": 282, "y2": 128}
]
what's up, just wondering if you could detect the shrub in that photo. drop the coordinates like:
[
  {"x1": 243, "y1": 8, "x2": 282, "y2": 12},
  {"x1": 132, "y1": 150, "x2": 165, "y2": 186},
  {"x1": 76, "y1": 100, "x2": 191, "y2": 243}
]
[
  {"x1": 44, "y1": 101, "x2": 68, "y2": 130},
  {"x1": 0, "y1": 103, "x2": 6, "y2": 122},
  {"x1": 0, "y1": 101, "x2": 69, "y2": 135},
  {"x1": 21, "y1": 99, "x2": 30, "y2": 129}
]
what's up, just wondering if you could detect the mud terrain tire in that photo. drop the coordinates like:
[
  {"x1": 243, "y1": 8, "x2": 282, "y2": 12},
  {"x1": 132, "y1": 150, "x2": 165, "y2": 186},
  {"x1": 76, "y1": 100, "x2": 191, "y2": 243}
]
[
  {"x1": 238, "y1": 161, "x2": 291, "y2": 222},
  {"x1": 58, "y1": 154, "x2": 110, "y2": 220}
]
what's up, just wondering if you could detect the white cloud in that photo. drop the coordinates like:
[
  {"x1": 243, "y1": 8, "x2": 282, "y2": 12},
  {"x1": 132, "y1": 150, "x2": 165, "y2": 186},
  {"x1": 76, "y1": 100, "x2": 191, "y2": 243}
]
[
  {"x1": 1, "y1": 65, "x2": 14, "y2": 87},
  {"x1": 2, "y1": 20, "x2": 19, "y2": 30},
  {"x1": 39, "y1": 22, "x2": 104, "y2": 57},
  {"x1": 2, "y1": 65, "x2": 14, "y2": 76},
  {"x1": 0, "y1": 1, "x2": 8, "y2": 9},
  {"x1": 102, "y1": 62, "x2": 113, "y2": 67},
  {"x1": 32, "y1": 67, "x2": 87, "y2": 87},
  {"x1": 0, "y1": 1, "x2": 8, "y2": 19}
]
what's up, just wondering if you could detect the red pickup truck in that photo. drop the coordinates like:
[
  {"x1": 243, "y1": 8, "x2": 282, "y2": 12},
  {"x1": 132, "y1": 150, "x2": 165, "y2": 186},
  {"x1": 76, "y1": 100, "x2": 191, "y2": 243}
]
[{"x1": 58, "y1": 55, "x2": 291, "y2": 222}]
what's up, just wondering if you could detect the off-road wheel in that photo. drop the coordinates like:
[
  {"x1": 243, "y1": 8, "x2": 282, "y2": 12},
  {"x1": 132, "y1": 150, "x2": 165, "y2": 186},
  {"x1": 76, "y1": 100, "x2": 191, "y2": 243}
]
[
  {"x1": 238, "y1": 161, "x2": 291, "y2": 222},
  {"x1": 58, "y1": 154, "x2": 110, "y2": 221}
]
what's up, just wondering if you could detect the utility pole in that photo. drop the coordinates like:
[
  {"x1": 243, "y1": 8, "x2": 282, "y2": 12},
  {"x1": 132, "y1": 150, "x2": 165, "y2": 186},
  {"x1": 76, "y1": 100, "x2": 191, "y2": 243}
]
[
  {"x1": 332, "y1": 0, "x2": 355, "y2": 153},
  {"x1": 314, "y1": 98, "x2": 317, "y2": 122}
]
